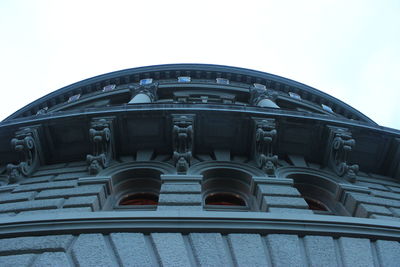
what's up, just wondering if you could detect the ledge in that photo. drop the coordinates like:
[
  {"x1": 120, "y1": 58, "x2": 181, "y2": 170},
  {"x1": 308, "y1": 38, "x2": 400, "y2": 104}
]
[{"x1": 0, "y1": 211, "x2": 399, "y2": 240}]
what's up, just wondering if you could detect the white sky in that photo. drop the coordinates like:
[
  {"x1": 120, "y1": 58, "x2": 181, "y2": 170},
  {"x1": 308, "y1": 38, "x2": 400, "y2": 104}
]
[{"x1": 1, "y1": 0, "x2": 399, "y2": 129}]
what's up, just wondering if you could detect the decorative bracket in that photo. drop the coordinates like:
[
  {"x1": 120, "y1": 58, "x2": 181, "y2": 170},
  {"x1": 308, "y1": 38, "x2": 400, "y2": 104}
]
[
  {"x1": 130, "y1": 82, "x2": 158, "y2": 102},
  {"x1": 7, "y1": 126, "x2": 42, "y2": 183},
  {"x1": 86, "y1": 117, "x2": 115, "y2": 175},
  {"x1": 253, "y1": 118, "x2": 278, "y2": 175},
  {"x1": 172, "y1": 114, "x2": 195, "y2": 174},
  {"x1": 325, "y1": 126, "x2": 359, "y2": 183}
]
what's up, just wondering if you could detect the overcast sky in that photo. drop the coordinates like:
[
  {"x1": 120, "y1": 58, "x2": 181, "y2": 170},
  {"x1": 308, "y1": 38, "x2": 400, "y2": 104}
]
[{"x1": 1, "y1": 1, "x2": 399, "y2": 129}]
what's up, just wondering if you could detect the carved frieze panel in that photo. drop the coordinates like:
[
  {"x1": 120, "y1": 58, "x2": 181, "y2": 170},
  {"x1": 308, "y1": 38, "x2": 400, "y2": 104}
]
[
  {"x1": 253, "y1": 118, "x2": 278, "y2": 176},
  {"x1": 172, "y1": 114, "x2": 195, "y2": 174},
  {"x1": 6, "y1": 126, "x2": 43, "y2": 183},
  {"x1": 324, "y1": 126, "x2": 359, "y2": 182},
  {"x1": 86, "y1": 117, "x2": 115, "y2": 175}
]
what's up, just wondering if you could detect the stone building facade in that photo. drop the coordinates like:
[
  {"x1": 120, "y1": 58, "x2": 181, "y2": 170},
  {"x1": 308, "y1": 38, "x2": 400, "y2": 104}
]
[{"x1": 0, "y1": 64, "x2": 399, "y2": 266}]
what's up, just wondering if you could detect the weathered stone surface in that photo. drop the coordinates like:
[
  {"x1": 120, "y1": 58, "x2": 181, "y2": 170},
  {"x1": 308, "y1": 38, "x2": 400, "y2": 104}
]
[
  {"x1": 228, "y1": 234, "x2": 268, "y2": 267},
  {"x1": 54, "y1": 172, "x2": 89, "y2": 181},
  {"x1": 344, "y1": 193, "x2": 400, "y2": 213},
  {"x1": 157, "y1": 205, "x2": 202, "y2": 211},
  {"x1": 161, "y1": 183, "x2": 201, "y2": 193},
  {"x1": 339, "y1": 237, "x2": 374, "y2": 267},
  {"x1": 63, "y1": 196, "x2": 99, "y2": 210},
  {"x1": 0, "y1": 198, "x2": 63, "y2": 213},
  {"x1": 36, "y1": 184, "x2": 105, "y2": 199},
  {"x1": 263, "y1": 196, "x2": 308, "y2": 209},
  {"x1": 159, "y1": 193, "x2": 202, "y2": 205},
  {"x1": 0, "y1": 235, "x2": 73, "y2": 254},
  {"x1": 72, "y1": 234, "x2": 114, "y2": 267},
  {"x1": 110, "y1": 233, "x2": 153, "y2": 267},
  {"x1": 258, "y1": 184, "x2": 300, "y2": 197},
  {"x1": 356, "y1": 181, "x2": 389, "y2": 191},
  {"x1": 189, "y1": 233, "x2": 230, "y2": 267},
  {"x1": 375, "y1": 240, "x2": 400, "y2": 267},
  {"x1": 387, "y1": 186, "x2": 400, "y2": 193},
  {"x1": 304, "y1": 236, "x2": 338, "y2": 267},
  {"x1": 19, "y1": 207, "x2": 92, "y2": 216},
  {"x1": 355, "y1": 203, "x2": 392, "y2": 218},
  {"x1": 36, "y1": 163, "x2": 66, "y2": 171},
  {"x1": 268, "y1": 207, "x2": 313, "y2": 214},
  {"x1": 33, "y1": 165, "x2": 87, "y2": 176},
  {"x1": 151, "y1": 233, "x2": 191, "y2": 267},
  {"x1": 0, "y1": 191, "x2": 34, "y2": 204},
  {"x1": 267, "y1": 234, "x2": 303, "y2": 267},
  {"x1": 20, "y1": 175, "x2": 54, "y2": 185},
  {"x1": 33, "y1": 252, "x2": 71, "y2": 267},
  {"x1": 371, "y1": 189, "x2": 400, "y2": 201},
  {"x1": 370, "y1": 215, "x2": 400, "y2": 221},
  {"x1": 13, "y1": 180, "x2": 77, "y2": 193},
  {"x1": 0, "y1": 254, "x2": 35, "y2": 266}
]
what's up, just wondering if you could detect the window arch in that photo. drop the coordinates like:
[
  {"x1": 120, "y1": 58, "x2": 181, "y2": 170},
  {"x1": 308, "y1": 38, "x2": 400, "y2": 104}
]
[
  {"x1": 106, "y1": 168, "x2": 162, "y2": 210},
  {"x1": 286, "y1": 173, "x2": 344, "y2": 215},
  {"x1": 201, "y1": 168, "x2": 256, "y2": 211}
]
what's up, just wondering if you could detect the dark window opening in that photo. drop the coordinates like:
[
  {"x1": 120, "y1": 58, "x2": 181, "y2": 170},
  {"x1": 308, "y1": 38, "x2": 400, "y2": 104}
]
[
  {"x1": 205, "y1": 193, "x2": 246, "y2": 206},
  {"x1": 304, "y1": 197, "x2": 328, "y2": 211},
  {"x1": 119, "y1": 192, "x2": 159, "y2": 206}
]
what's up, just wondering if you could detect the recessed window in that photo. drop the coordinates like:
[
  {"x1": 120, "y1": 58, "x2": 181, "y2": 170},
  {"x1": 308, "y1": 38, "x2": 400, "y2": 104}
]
[
  {"x1": 119, "y1": 192, "x2": 159, "y2": 206},
  {"x1": 205, "y1": 192, "x2": 246, "y2": 206},
  {"x1": 103, "y1": 84, "x2": 116, "y2": 92},
  {"x1": 140, "y1": 78, "x2": 153, "y2": 85},
  {"x1": 216, "y1": 78, "x2": 229, "y2": 85},
  {"x1": 68, "y1": 94, "x2": 81, "y2": 103},
  {"x1": 304, "y1": 197, "x2": 329, "y2": 211},
  {"x1": 178, "y1": 76, "x2": 191, "y2": 83}
]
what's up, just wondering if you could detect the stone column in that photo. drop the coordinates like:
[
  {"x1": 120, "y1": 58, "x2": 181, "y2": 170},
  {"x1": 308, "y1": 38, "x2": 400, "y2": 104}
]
[{"x1": 129, "y1": 83, "x2": 158, "y2": 104}]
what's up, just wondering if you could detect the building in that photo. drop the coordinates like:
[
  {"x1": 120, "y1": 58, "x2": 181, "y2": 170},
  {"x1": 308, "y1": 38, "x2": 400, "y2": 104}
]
[{"x1": 0, "y1": 64, "x2": 399, "y2": 266}]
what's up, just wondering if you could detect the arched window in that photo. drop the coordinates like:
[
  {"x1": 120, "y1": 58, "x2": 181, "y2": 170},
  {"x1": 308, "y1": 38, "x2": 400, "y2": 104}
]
[
  {"x1": 202, "y1": 168, "x2": 255, "y2": 211},
  {"x1": 108, "y1": 168, "x2": 162, "y2": 210},
  {"x1": 287, "y1": 173, "x2": 342, "y2": 215}
]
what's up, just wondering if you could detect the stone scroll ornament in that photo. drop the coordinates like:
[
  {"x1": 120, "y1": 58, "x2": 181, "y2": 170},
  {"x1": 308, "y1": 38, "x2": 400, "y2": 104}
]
[
  {"x1": 326, "y1": 126, "x2": 359, "y2": 183},
  {"x1": 172, "y1": 114, "x2": 195, "y2": 174},
  {"x1": 7, "y1": 127, "x2": 42, "y2": 183},
  {"x1": 86, "y1": 117, "x2": 115, "y2": 175},
  {"x1": 253, "y1": 118, "x2": 278, "y2": 175}
]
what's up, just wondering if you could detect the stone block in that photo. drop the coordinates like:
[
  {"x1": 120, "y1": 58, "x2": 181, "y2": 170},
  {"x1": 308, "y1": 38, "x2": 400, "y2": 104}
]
[
  {"x1": 371, "y1": 189, "x2": 400, "y2": 201},
  {"x1": 355, "y1": 203, "x2": 392, "y2": 218},
  {"x1": 370, "y1": 215, "x2": 400, "y2": 221},
  {"x1": 189, "y1": 233, "x2": 230, "y2": 267},
  {"x1": 158, "y1": 193, "x2": 202, "y2": 205},
  {"x1": 304, "y1": 235, "x2": 338, "y2": 267},
  {"x1": 157, "y1": 205, "x2": 202, "y2": 211},
  {"x1": 63, "y1": 196, "x2": 100, "y2": 210},
  {"x1": 266, "y1": 234, "x2": 303, "y2": 267},
  {"x1": 13, "y1": 180, "x2": 77, "y2": 193},
  {"x1": 160, "y1": 183, "x2": 201, "y2": 193},
  {"x1": 356, "y1": 181, "x2": 389, "y2": 191},
  {"x1": 228, "y1": 234, "x2": 268, "y2": 267},
  {"x1": 0, "y1": 235, "x2": 73, "y2": 254},
  {"x1": 20, "y1": 175, "x2": 54, "y2": 185},
  {"x1": 263, "y1": 196, "x2": 308, "y2": 209},
  {"x1": 33, "y1": 252, "x2": 70, "y2": 267},
  {"x1": 388, "y1": 186, "x2": 400, "y2": 193},
  {"x1": 110, "y1": 233, "x2": 153, "y2": 267},
  {"x1": 0, "y1": 191, "x2": 34, "y2": 204},
  {"x1": 19, "y1": 207, "x2": 92, "y2": 216},
  {"x1": 54, "y1": 172, "x2": 89, "y2": 181},
  {"x1": 257, "y1": 184, "x2": 300, "y2": 198},
  {"x1": 339, "y1": 237, "x2": 374, "y2": 267},
  {"x1": 36, "y1": 184, "x2": 105, "y2": 199},
  {"x1": 344, "y1": 193, "x2": 400, "y2": 214},
  {"x1": 268, "y1": 207, "x2": 313, "y2": 214},
  {"x1": 33, "y1": 165, "x2": 87, "y2": 177},
  {"x1": 72, "y1": 234, "x2": 114, "y2": 266},
  {"x1": 0, "y1": 198, "x2": 63, "y2": 213},
  {"x1": 0, "y1": 254, "x2": 35, "y2": 266},
  {"x1": 37, "y1": 163, "x2": 66, "y2": 171},
  {"x1": 375, "y1": 240, "x2": 400, "y2": 267},
  {"x1": 151, "y1": 233, "x2": 191, "y2": 267}
]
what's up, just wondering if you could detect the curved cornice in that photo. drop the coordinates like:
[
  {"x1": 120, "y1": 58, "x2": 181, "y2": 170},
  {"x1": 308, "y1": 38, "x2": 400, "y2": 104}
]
[{"x1": 3, "y1": 64, "x2": 376, "y2": 125}]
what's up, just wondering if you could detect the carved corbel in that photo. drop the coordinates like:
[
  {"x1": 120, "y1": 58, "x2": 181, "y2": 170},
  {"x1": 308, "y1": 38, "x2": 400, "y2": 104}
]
[
  {"x1": 130, "y1": 82, "x2": 159, "y2": 102},
  {"x1": 325, "y1": 126, "x2": 359, "y2": 182},
  {"x1": 253, "y1": 118, "x2": 278, "y2": 175},
  {"x1": 7, "y1": 126, "x2": 42, "y2": 183},
  {"x1": 86, "y1": 117, "x2": 115, "y2": 175},
  {"x1": 172, "y1": 114, "x2": 195, "y2": 174}
]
